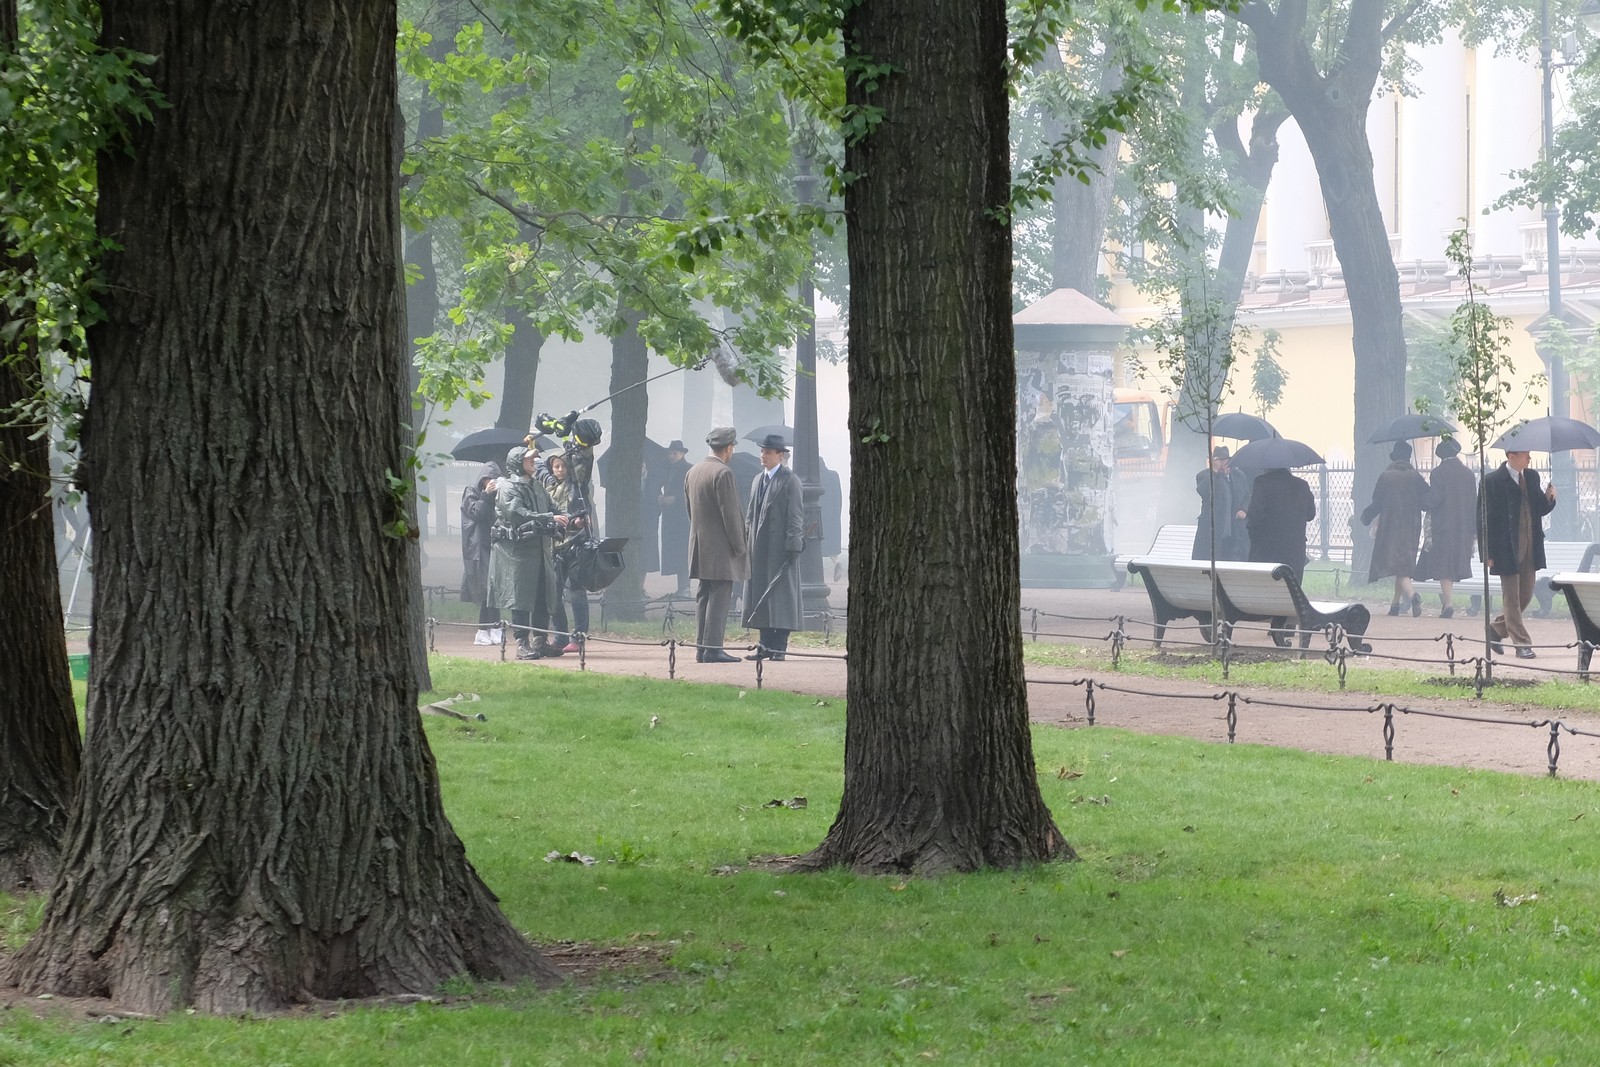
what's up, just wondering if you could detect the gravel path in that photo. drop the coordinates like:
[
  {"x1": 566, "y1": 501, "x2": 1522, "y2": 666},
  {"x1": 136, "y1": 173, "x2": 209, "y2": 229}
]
[{"x1": 427, "y1": 580, "x2": 1600, "y2": 782}]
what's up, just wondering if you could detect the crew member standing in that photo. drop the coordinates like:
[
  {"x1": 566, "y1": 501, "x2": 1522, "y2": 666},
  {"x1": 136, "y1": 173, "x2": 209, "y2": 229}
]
[
  {"x1": 1481, "y1": 448, "x2": 1556, "y2": 659},
  {"x1": 742, "y1": 433, "x2": 804, "y2": 661},
  {"x1": 685, "y1": 427, "x2": 748, "y2": 664}
]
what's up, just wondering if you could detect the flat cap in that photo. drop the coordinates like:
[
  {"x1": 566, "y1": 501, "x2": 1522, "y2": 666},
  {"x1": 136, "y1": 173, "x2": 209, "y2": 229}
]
[{"x1": 706, "y1": 426, "x2": 738, "y2": 448}]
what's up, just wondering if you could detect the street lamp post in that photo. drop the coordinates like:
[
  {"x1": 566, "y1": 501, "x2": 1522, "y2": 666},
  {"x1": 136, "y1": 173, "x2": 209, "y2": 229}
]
[
  {"x1": 1541, "y1": 0, "x2": 1576, "y2": 536},
  {"x1": 792, "y1": 157, "x2": 831, "y2": 628},
  {"x1": 1540, "y1": 0, "x2": 1600, "y2": 536}
]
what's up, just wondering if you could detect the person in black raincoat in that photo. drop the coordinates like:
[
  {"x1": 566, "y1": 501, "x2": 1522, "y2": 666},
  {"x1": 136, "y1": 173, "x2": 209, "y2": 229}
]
[
  {"x1": 655, "y1": 440, "x2": 692, "y2": 597},
  {"x1": 460, "y1": 460, "x2": 501, "y2": 644},
  {"x1": 1193, "y1": 446, "x2": 1249, "y2": 561}
]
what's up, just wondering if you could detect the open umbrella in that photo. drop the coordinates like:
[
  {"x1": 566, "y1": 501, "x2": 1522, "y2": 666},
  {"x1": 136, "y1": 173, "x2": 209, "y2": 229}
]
[
  {"x1": 1228, "y1": 436, "x2": 1325, "y2": 470},
  {"x1": 743, "y1": 424, "x2": 793, "y2": 445},
  {"x1": 1367, "y1": 413, "x2": 1458, "y2": 443},
  {"x1": 1491, "y1": 416, "x2": 1600, "y2": 453},
  {"x1": 451, "y1": 427, "x2": 534, "y2": 464},
  {"x1": 1211, "y1": 412, "x2": 1278, "y2": 441}
]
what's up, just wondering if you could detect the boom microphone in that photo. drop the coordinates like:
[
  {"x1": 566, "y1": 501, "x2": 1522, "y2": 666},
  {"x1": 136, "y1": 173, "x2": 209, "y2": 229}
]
[{"x1": 705, "y1": 338, "x2": 744, "y2": 386}]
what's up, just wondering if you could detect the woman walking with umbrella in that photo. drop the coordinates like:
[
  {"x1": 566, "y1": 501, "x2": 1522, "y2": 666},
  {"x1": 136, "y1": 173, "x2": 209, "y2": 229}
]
[
  {"x1": 1414, "y1": 437, "x2": 1477, "y2": 618},
  {"x1": 1361, "y1": 441, "x2": 1432, "y2": 616}
]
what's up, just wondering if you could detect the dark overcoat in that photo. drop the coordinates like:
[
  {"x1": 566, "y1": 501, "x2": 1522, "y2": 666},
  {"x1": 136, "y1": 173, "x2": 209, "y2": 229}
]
[
  {"x1": 656, "y1": 455, "x2": 691, "y2": 577},
  {"x1": 1192, "y1": 466, "x2": 1250, "y2": 560},
  {"x1": 685, "y1": 454, "x2": 749, "y2": 581},
  {"x1": 459, "y1": 460, "x2": 499, "y2": 604},
  {"x1": 1361, "y1": 461, "x2": 1431, "y2": 582},
  {"x1": 1416, "y1": 456, "x2": 1477, "y2": 582},
  {"x1": 1245, "y1": 468, "x2": 1316, "y2": 576},
  {"x1": 1480, "y1": 463, "x2": 1556, "y2": 575},
  {"x1": 743, "y1": 465, "x2": 804, "y2": 631}
]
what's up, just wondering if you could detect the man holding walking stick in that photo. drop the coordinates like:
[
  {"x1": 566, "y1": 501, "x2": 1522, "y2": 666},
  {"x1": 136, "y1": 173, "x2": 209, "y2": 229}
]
[{"x1": 743, "y1": 433, "x2": 805, "y2": 661}]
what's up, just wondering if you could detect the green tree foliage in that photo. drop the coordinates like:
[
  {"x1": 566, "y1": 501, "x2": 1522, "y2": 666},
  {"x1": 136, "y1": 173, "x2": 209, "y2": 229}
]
[
  {"x1": 399, "y1": 1, "x2": 819, "y2": 404},
  {"x1": 1250, "y1": 326, "x2": 1289, "y2": 415},
  {"x1": 0, "y1": 0, "x2": 154, "y2": 462}
]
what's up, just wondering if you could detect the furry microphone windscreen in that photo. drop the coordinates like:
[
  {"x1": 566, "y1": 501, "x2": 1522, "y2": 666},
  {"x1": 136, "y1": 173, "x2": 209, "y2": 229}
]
[{"x1": 706, "y1": 339, "x2": 743, "y2": 386}]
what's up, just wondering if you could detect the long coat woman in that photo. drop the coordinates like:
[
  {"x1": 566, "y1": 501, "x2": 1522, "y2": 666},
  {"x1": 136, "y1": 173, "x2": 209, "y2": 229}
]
[
  {"x1": 488, "y1": 446, "x2": 565, "y2": 656},
  {"x1": 1415, "y1": 439, "x2": 1477, "y2": 614},
  {"x1": 459, "y1": 460, "x2": 499, "y2": 608},
  {"x1": 1362, "y1": 446, "x2": 1431, "y2": 580}
]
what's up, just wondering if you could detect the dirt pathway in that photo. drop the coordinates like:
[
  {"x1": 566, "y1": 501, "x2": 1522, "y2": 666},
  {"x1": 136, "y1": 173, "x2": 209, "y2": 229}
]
[{"x1": 428, "y1": 579, "x2": 1600, "y2": 781}]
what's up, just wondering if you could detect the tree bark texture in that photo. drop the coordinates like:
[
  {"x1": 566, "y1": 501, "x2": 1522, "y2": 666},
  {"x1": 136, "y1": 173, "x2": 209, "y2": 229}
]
[
  {"x1": 1047, "y1": 44, "x2": 1123, "y2": 298},
  {"x1": 9, "y1": 0, "x2": 555, "y2": 1013},
  {"x1": 1239, "y1": 0, "x2": 1406, "y2": 570},
  {"x1": 801, "y1": 0, "x2": 1070, "y2": 874},
  {"x1": 0, "y1": 0, "x2": 82, "y2": 895},
  {"x1": 495, "y1": 302, "x2": 543, "y2": 434},
  {"x1": 603, "y1": 301, "x2": 650, "y2": 620}
]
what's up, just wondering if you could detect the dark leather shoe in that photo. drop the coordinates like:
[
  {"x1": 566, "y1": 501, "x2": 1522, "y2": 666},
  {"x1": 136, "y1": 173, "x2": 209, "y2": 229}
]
[
  {"x1": 1516, "y1": 647, "x2": 1537, "y2": 659},
  {"x1": 1411, "y1": 593, "x2": 1422, "y2": 618},
  {"x1": 695, "y1": 650, "x2": 706, "y2": 663},
  {"x1": 1489, "y1": 638, "x2": 1505, "y2": 655},
  {"x1": 1440, "y1": 606, "x2": 1455, "y2": 619},
  {"x1": 702, "y1": 650, "x2": 739, "y2": 664},
  {"x1": 1387, "y1": 602, "x2": 1402, "y2": 616},
  {"x1": 744, "y1": 653, "x2": 764, "y2": 661}
]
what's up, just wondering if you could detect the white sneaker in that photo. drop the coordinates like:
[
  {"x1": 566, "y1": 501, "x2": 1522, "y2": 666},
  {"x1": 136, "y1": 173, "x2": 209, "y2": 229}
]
[
  {"x1": 488, "y1": 628, "x2": 504, "y2": 644},
  {"x1": 474, "y1": 630, "x2": 493, "y2": 645}
]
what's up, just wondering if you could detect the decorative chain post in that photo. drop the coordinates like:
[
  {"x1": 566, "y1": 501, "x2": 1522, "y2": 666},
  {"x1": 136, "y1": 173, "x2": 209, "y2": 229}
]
[
  {"x1": 1445, "y1": 634, "x2": 1456, "y2": 677},
  {"x1": 1030, "y1": 607, "x2": 1039, "y2": 643},
  {"x1": 1085, "y1": 678, "x2": 1096, "y2": 726},
  {"x1": 1383, "y1": 704, "x2": 1395, "y2": 761},
  {"x1": 1226, "y1": 692, "x2": 1237, "y2": 743},
  {"x1": 666, "y1": 637, "x2": 677, "y2": 680},
  {"x1": 576, "y1": 633, "x2": 586, "y2": 671},
  {"x1": 1473, "y1": 658, "x2": 1486, "y2": 699},
  {"x1": 1548, "y1": 721, "x2": 1562, "y2": 778},
  {"x1": 427, "y1": 617, "x2": 436, "y2": 653},
  {"x1": 755, "y1": 653, "x2": 765, "y2": 690},
  {"x1": 1110, "y1": 615, "x2": 1126, "y2": 670},
  {"x1": 499, "y1": 619, "x2": 509, "y2": 662}
]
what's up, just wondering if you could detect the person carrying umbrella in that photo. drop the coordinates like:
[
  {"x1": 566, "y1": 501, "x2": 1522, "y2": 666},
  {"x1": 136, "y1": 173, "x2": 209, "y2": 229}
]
[
  {"x1": 1413, "y1": 437, "x2": 1477, "y2": 618},
  {"x1": 1480, "y1": 448, "x2": 1557, "y2": 658}
]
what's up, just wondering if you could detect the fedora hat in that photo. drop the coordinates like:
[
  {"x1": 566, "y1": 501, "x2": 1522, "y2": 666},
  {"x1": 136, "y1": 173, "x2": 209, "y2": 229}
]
[{"x1": 757, "y1": 433, "x2": 791, "y2": 452}]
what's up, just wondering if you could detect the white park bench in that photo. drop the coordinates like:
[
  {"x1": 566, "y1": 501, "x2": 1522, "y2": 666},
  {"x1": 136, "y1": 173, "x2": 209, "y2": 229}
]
[
  {"x1": 1545, "y1": 572, "x2": 1600, "y2": 676},
  {"x1": 1126, "y1": 557, "x2": 1372, "y2": 650},
  {"x1": 1413, "y1": 541, "x2": 1599, "y2": 617},
  {"x1": 1112, "y1": 524, "x2": 1198, "y2": 590}
]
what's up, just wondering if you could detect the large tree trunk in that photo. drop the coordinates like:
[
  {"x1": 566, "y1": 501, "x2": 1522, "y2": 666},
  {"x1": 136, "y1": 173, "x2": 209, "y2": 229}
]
[
  {"x1": 603, "y1": 301, "x2": 650, "y2": 621},
  {"x1": 800, "y1": 0, "x2": 1069, "y2": 874},
  {"x1": 1046, "y1": 43, "x2": 1123, "y2": 297},
  {"x1": 0, "y1": 0, "x2": 82, "y2": 889},
  {"x1": 9, "y1": 0, "x2": 556, "y2": 1014},
  {"x1": 1239, "y1": 0, "x2": 1406, "y2": 573},
  {"x1": 495, "y1": 301, "x2": 543, "y2": 433}
]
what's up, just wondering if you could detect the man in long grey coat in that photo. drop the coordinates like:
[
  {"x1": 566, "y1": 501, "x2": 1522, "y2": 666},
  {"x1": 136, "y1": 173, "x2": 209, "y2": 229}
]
[
  {"x1": 685, "y1": 426, "x2": 749, "y2": 663},
  {"x1": 742, "y1": 433, "x2": 804, "y2": 660}
]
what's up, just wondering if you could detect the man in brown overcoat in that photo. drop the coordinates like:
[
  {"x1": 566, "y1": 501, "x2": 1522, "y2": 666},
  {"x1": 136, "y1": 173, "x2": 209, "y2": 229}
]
[{"x1": 685, "y1": 426, "x2": 749, "y2": 663}]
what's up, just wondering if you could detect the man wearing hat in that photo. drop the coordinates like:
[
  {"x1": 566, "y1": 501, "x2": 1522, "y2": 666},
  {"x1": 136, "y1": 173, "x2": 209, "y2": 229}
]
[
  {"x1": 685, "y1": 427, "x2": 749, "y2": 664},
  {"x1": 655, "y1": 439, "x2": 693, "y2": 598},
  {"x1": 1414, "y1": 437, "x2": 1477, "y2": 618},
  {"x1": 1192, "y1": 446, "x2": 1249, "y2": 562},
  {"x1": 742, "y1": 433, "x2": 805, "y2": 660},
  {"x1": 1481, "y1": 447, "x2": 1557, "y2": 657}
]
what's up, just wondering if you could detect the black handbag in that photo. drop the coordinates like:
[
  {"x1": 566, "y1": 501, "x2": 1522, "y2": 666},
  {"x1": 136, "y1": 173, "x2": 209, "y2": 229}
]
[{"x1": 560, "y1": 536, "x2": 628, "y2": 592}]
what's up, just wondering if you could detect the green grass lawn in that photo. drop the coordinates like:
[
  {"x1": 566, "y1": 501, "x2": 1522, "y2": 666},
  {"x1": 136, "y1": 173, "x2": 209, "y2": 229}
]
[{"x1": 7, "y1": 657, "x2": 1600, "y2": 1064}]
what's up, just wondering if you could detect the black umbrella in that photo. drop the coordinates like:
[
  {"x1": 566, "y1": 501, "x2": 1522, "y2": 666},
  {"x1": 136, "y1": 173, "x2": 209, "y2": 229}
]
[
  {"x1": 451, "y1": 427, "x2": 534, "y2": 464},
  {"x1": 1211, "y1": 412, "x2": 1278, "y2": 441},
  {"x1": 1491, "y1": 416, "x2": 1600, "y2": 453},
  {"x1": 1367, "y1": 413, "x2": 1458, "y2": 443},
  {"x1": 1229, "y1": 436, "x2": 1325, "y2": 470},
  {"x1": 743, "y1": 424, "x2": 793, "y2": 445}
]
